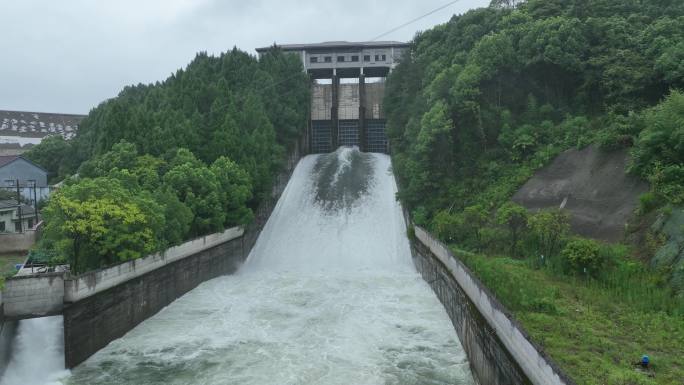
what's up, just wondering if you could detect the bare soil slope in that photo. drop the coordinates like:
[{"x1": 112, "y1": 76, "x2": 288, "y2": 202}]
[{"x1": 512, "y1": 145, "x2": 648, "y2": 242}]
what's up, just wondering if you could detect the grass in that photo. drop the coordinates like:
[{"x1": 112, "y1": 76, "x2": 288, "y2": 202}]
[
  {"x1": 454, "y1": 249, "x2": 684, "y2": 385},
  {"x1": 0, "y1": 254, "x2": 26, "y2": 289}
]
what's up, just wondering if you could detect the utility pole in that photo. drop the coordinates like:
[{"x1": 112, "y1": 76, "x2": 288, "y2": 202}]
[
  {"x1": 28, "y1": 179, "x2": 38, "y2": 218},
  {"x1": 15, "y1": 179, "x2": 24, "y2": 233},
  {"x1": 14, "y1": 179, "x2": 22, "y2": 233}
]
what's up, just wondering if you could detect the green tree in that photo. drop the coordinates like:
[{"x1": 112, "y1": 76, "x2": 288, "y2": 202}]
[
  {"x1": 40, "y1": 178, "x2": 164, "y2": 273},
  {"x1": 79, "y1": 140, "x2": 138, "y2": 179},
  {"x1": 496, "y1": 202, "x2": 529, "y2": 256},
  {"x1": 210, "y1": 156, "x2": 253, "y2": 226},
  {"x1": 23, "y1": 135, "x2": 74, "y2": 182},
  {"x1": 163, "y1": 152, "x2": 225, "y2": 236},
  {"x1": 409, "y1": 101, "x2": 454, "y2": 202},
  {"x1": 561, "y1": 238, "x2": 604, "y2": 277},
  {"x1": 632, "y1": 90, "x2": 684, "y2": 204},
  {"x1": 528, "y1": 209, "x2": 570, "y2": 259},
  {"x1": 155, "y1": 188, "x2": 193, "y2": 246},
  {"x1": 463, "y1": 204, "x2": 489, "y2": 249}
]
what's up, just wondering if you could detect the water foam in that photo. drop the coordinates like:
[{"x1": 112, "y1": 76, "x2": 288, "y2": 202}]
[
  {"x1": 0, "y1": 316, "x2": 69, "y2": 385},
  {"x1": 57, "y1": 148, "x2": 474, "y2": 384}
]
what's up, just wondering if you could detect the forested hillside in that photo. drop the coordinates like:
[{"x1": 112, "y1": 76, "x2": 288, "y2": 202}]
[
  {"x1": 26, "y1": 48, "x2": 309, "y2": 273},
  {"x1": 386, "y1": 0, "x2": 684, "y2": 384},
  {"x1": 388, "y1": 0, "x2": 683, "y2": 219}
]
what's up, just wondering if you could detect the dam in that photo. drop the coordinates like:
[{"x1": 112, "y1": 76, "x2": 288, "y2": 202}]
[
  {"x1": 1, "y1": 148, "x2": 474, "y2": 385},
  {"x1": 256, "y1": 41, "x2": 409, "y2": 153}
]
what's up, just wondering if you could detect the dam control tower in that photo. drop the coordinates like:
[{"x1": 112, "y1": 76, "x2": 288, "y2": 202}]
[{"x1": 256, "y1": 41, "x2": 410, "y2": 154}]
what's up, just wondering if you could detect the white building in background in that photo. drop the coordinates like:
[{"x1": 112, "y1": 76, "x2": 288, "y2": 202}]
[{"x1": 0, "y1": 200, "x2": 38, "y2": 233}]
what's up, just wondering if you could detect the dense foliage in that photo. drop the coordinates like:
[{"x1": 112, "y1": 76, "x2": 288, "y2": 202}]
[
  {"x1": 387, "y1": 0, "x2": 684, "y2": 222},
  {"x1": 388, "y1": 1, "x2": 684, "y2": 383},
  {"x1": 387, "y1": 0, "x2": 684, "y2": 265},
  {"x1": 27, "y1": 48, "x2": 309, "y2": 273}
]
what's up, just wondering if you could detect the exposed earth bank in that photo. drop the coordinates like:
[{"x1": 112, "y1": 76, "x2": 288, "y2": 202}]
[{"x1": 513, "y1": 145, "x2": 648, "y2": 242}]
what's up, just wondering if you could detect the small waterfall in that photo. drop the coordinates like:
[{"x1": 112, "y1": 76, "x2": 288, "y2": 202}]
[{"x1": 0, "y1": 316, "x2": 68, "y2": 385}]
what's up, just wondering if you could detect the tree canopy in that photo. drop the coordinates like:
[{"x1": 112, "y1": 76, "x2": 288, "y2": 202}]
[
  {"x1": 386, "y1": 0, "x2": 684, "y2": 223},
  {"x1": 29, "y1": 47, "x2": 309, "y2": 272}
]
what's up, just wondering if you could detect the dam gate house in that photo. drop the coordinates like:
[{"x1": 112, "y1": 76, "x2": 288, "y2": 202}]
[{"x1": 256, "y1": 41, "x2": 409, "y2": 154}]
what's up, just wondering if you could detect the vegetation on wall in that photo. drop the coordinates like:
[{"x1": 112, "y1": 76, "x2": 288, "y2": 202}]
[
  {"x1": 387, "y1": 0, "x2": 684, "y2": 383},
  {"x1": 26, "y1": 47, "x2": 309, "y2": 273}
]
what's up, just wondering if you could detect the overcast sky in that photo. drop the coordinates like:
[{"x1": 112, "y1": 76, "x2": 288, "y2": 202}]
[{"x1": 0, "y1": 0, "x2": 489, "y2": 115}]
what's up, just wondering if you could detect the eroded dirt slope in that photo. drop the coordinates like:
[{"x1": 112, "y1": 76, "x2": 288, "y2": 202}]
[{"x1": 513, "y1": 145, "x2": 648, "y2": 242}]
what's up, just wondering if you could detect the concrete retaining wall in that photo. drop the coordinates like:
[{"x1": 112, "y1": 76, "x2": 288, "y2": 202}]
[
  {"x1": 63, "y1": 227, "x2": 243, "y2": 303},
  {"x1": 63, "y1": 236, "x2": 244, "y2": 368},
  {"x1": 2, "y1": 273, "x2": 64, "y2": 319},
  {"x1": 0, "y1": 229, "x2": 39, "y2": 254},
  {"x1": 412, "y1": 226, "x2": 575, "y2": 385}
]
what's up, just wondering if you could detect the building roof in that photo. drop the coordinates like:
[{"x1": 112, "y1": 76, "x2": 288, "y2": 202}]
[
  {"x1": 256, "y1": 41, "x2": 410, "y2": 52},
  {"x1": 0, "y1": 110, "x2": 86, "y2": 141},
  {"x1": 0, "y1": 155, "x2": 48, "y2": 174},
  {"x1": 0, "y1": 200, "x2": 36, "y2": 216},
  {"x1": 0, "y1": 200, "x2": 18, "y2": 209},
  {"x1": 0, "y1": 155, "x2": 18, "y2": 168}
]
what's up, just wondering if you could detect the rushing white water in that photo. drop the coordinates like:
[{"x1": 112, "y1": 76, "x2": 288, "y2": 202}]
[
  {"x1": 35, "y1": 147, "x2": 472, "y2": 385},
  {"x1": 0, "y1": 316, "x2": 69, "y2": 385}
]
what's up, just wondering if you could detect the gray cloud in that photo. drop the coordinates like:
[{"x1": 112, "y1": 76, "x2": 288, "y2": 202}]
[{"x1": 0, "y1": 0, "x2": 489, "y2": 114}]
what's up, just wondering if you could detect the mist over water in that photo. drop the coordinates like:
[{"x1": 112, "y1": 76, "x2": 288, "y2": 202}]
[
  {"x1": 58, "y1": 147, "x2": 474, "y2": 385},
  {"x1": 0, "y1": 316, "x2": 68, "y2": 385}
]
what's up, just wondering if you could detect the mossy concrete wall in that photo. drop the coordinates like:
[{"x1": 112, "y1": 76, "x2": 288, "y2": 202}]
[
  {"x1": 412, "y1": 226, "x2": 575, "y2": 385},
  {"x1": 63, "y1": 237, "x2": 244, "y2": 368}
]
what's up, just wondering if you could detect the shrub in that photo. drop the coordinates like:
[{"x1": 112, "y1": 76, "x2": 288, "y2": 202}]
[
  {"x1": 527, "y1": 209, "x2": 571, "y2": 259},
  {"x1": 496, "y1": 202, "x2": 529, "y2": 257},
  {"x1": 648, "y1": 163, "x2": 684, "y2": 205},
  {"x1": 412, "y1": 206, "x2": 430, "y2": 227},
  {"x1": 596, "y1": 111, "x2": 642, "y2": 150},
  {"x1": 433, "y1": 210, "x2": 464, "y2": 243},
  {"x1": 479, "y1": 226, "x2": 508, "y2": 254},
  {"x1": 638, "y1": 191, "x2": 662, "y2": 214},
  {"x1": 561, "y1": 238, "x2": 604, "y2": 277},
  {"x1": 463, "y1": 204, "x2": 489, "y2": 249}
]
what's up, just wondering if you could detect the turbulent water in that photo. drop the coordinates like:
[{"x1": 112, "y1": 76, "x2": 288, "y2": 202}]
[
  {"x1": 3, "y1": 148, "x2": 474, "y2": 385},
  {"x1": 0, "y1": 316, "x2": 67, "y2": 385}
]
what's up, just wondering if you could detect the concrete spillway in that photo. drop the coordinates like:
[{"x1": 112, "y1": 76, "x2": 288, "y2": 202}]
[{"x1": 3, "y1": 148, "x2": 474, "y2": 385}]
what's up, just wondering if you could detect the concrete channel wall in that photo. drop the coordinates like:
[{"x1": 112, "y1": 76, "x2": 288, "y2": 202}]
[
  {"x1": 412, "y1": 226, "x2": 575, "y2": 385},
  {"x1": 2, "y1": 273, "x2": 65, "y2": 319},
  {"x1": 63, "y1": 235, "x2": 245, "y2": 367},
  {"x1": 63, "y1": 227, "x2": 244, "y2": 303}
]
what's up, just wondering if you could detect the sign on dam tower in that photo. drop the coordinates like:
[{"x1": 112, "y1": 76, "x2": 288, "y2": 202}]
[{"x1": 256, "y1": 41, "x2": 410, "y2": 153}]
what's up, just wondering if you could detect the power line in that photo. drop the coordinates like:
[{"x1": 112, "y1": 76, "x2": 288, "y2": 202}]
[{"x1": 370, "y1": 0, "x2": 463, "y2": 41}]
